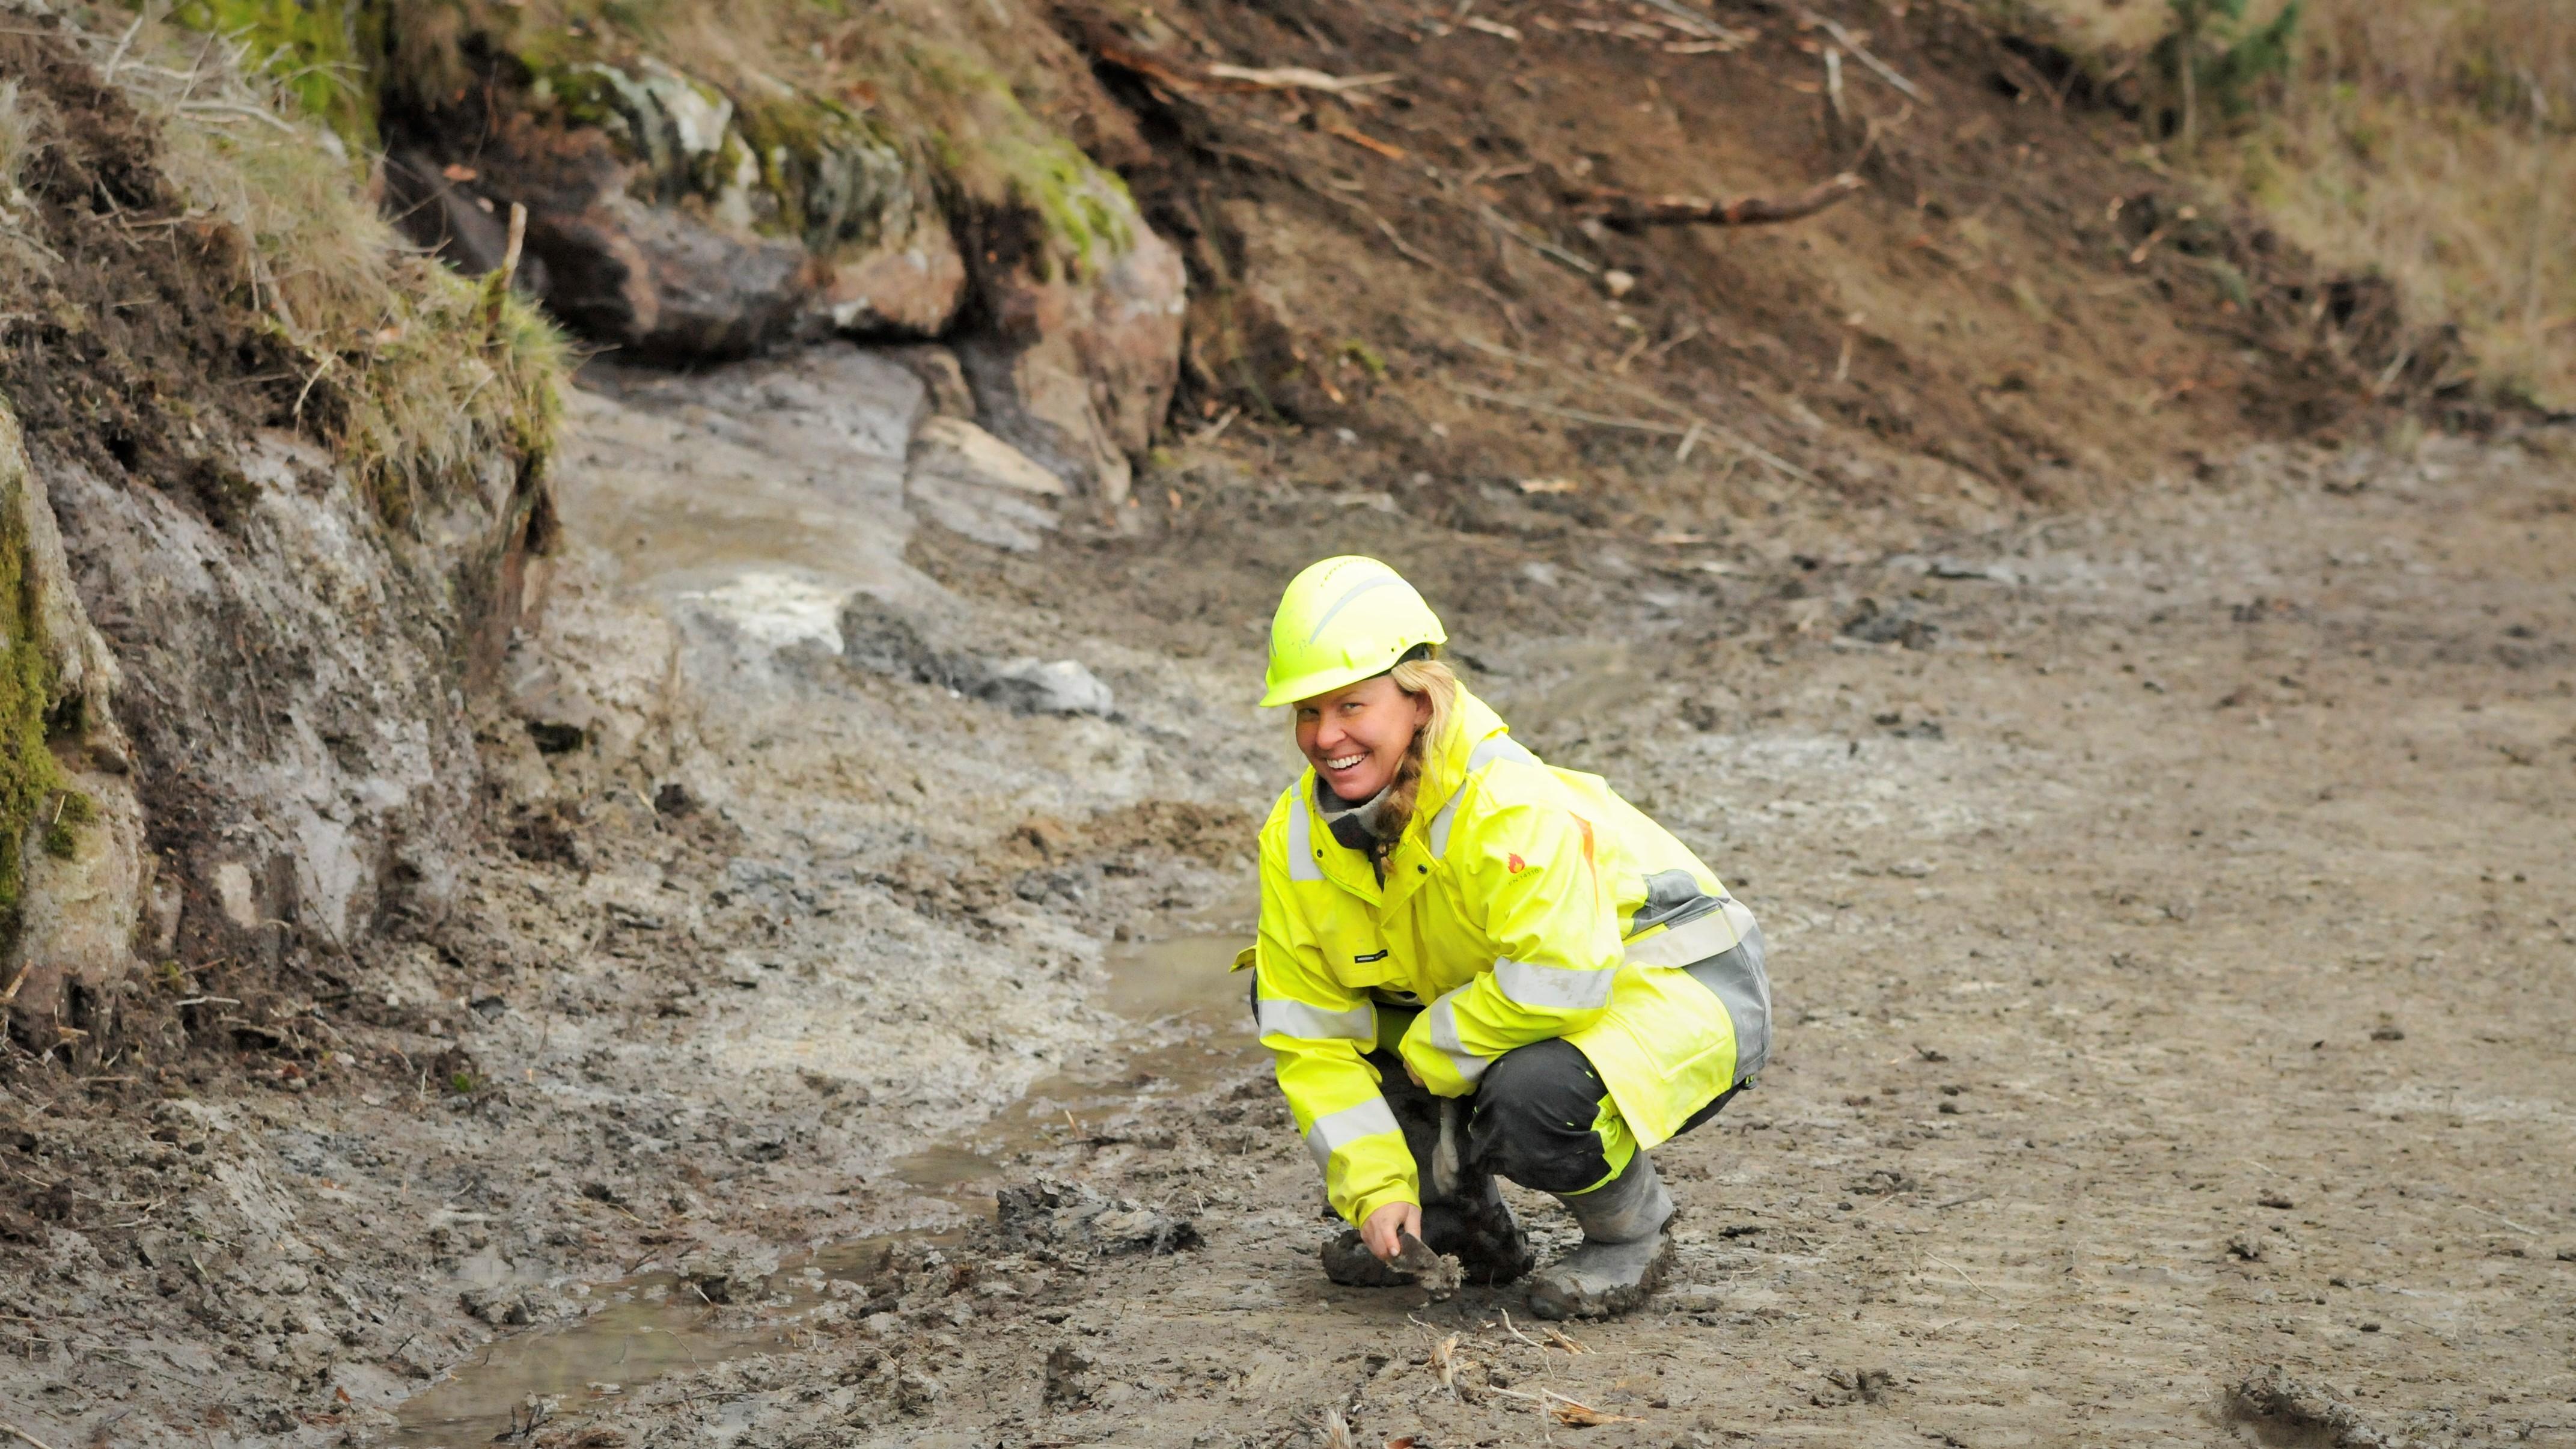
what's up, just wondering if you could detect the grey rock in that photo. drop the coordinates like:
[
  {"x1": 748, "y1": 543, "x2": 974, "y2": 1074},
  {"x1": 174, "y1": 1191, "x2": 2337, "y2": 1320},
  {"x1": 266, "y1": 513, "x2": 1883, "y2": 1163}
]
[
  {"x1": 1042, "y1": 1344, "x2": 1097, "y2": 1408},
  {"x1": 1841, "y1": 597, "x2": 1940, "y2": 650},
  {"x1": 977, "y1": 659, "x2": 1112, "y2": 717},
  {"x1": 677, "y1": 1246, "x2": 780, "y2": 1305}
]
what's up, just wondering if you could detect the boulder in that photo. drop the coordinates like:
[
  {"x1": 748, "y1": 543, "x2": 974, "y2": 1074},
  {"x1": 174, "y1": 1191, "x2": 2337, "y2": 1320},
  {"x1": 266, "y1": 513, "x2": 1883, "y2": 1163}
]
[
  {"x1": 978, "y1": 659, "x2": 1113, "y2": 718},
  {"x1": 394, "y1": 59, "x2": 957, "y2": 362},
  {"x1": 905, "y1": 417, "x2": 1064, "y2": 553},
  {"x1": 957, "y1": 160, "x2": 1187, "y2": 505}
]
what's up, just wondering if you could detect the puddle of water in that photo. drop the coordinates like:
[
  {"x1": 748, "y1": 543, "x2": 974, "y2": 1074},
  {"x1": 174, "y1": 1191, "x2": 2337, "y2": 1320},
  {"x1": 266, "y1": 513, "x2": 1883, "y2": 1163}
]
[{"x1": 389, "y1": 929, "x2": 1254, "y2": 1446}]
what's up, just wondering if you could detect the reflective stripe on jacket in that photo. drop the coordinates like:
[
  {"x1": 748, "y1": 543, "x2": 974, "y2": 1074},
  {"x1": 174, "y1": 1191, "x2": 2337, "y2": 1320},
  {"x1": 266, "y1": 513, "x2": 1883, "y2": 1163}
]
[{"x1": 1244, "y1": 686, "x2": 1770, "y2": 1228}]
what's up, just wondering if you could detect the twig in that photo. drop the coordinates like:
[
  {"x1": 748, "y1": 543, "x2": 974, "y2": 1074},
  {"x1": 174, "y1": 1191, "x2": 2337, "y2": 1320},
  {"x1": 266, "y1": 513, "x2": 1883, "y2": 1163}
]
[
  {"x1": 1798, "y1": 6, "x2": 1925, "y2": 103},
  {"x1": 499, "y1": 202, "x2": 526, "y2": 287},
  {"x1": 1628, "y1": 0, "x2": 1744, "y2": 41},
  {"x1": 1204, "y1": 64, "x2": 1399, "y2": 95},
  {"x1": 0, "y1": 962, "x2": 29, "y2": 1008},
  {"x1": 1578, "y1": 172, "x2": 1863, "y2": 230},
  {"x1": 1476, "y1": 204, "x2": 1601, "y2": 276},
  {"x1": 1321, "y1": 118, "x2": 1406, "y2": 161},
  {"x1": 3, "y1": 1423, "x2": 61, "y2": 1449},
  {"x1": 1925, "y1": 1252, "x2": 2002, "y2": 1302},
  {"x1": 100, "y1": 5, "x2": 152, "y2": 84},
  {"x1": 171, "y1": 100, "x2": 302, "y2": 135}
]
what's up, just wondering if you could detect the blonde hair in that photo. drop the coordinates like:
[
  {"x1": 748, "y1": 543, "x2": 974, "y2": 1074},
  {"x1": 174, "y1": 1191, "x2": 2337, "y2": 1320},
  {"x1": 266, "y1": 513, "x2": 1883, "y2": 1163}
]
[{"x1": 1376, "y1": 653, "x2": 1460, "y2": 845}]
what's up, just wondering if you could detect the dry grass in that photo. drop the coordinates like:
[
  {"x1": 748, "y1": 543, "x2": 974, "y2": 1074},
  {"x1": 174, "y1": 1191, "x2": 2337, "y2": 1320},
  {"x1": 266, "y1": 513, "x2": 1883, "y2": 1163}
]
[
  {"x1": 2004, "y1": 0, "x2": 2575, "y2": 407},
  {"x1": 61, "y1": 10, "x2": 564, "y2": 513}
]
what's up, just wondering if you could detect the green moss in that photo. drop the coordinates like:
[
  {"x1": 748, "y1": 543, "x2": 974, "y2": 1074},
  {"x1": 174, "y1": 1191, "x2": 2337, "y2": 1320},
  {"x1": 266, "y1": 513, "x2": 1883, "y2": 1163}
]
[
  {"x1": 904, "y1": 43, "x2": 1137, "y2": 279},
  {"x1": 731, "y1": 84, "x2": 920, "y2": 253},
  {"x1": 170, "y1": 0, "x2": 377, "y2": 153},
  {"x1": 0, "y1": 407, "x2": 61, "y2": 919}
]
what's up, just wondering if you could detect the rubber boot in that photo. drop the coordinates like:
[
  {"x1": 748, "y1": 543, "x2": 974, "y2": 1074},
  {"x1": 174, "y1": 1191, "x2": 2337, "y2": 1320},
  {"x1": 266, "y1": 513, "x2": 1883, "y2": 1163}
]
[{"x1": 1525, "y1": 1152, "x2": 1676, "y2": 1320}]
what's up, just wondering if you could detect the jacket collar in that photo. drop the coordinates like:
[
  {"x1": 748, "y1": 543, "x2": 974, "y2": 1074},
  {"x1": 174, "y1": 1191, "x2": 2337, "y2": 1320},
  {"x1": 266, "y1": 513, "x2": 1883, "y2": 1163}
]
[
  {"x1": 1295, "y1": 686, "x2": 1513, "y2": 907},
  {"x1": 1403, "y1": 686, "x2": 1509, "y2": 838}
]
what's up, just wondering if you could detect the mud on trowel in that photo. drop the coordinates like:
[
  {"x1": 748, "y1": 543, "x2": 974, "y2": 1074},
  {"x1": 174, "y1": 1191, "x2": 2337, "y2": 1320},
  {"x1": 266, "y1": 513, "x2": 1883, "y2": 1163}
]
[{"x1": 1393, "y1": 1230, "x2": 1466, "y2": 1301}]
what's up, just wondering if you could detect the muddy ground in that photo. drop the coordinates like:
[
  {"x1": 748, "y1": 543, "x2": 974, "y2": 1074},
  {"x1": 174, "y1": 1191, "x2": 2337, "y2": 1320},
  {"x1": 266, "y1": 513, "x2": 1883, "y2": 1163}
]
[
  {"x1": 11, "y1": 359, "x2": 2569, "y2": 1448},
  {"x1": 542, "y1": 429, "x2": 2576, "y2": 1449}
]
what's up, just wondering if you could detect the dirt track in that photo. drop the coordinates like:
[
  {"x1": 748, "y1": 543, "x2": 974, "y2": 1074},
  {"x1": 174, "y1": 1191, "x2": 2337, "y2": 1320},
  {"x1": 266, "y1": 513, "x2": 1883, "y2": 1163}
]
[{"x1": 447, "y1": 433, "x2": 2575, "y2": 1445}]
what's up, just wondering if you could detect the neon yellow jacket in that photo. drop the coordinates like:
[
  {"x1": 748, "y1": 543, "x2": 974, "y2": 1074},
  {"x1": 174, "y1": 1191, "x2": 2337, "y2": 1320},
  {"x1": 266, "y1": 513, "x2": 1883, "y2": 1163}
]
[{"x1": 1245, "y1": 687, "x2": 1768, "y2": 1228}]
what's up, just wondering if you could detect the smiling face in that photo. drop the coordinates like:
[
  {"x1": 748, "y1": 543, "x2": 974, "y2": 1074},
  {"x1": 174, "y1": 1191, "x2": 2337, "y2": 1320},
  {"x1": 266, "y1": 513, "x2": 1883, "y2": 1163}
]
[{"x1": 1295, "y1": 673, "x2": 1431, "y2": 802}]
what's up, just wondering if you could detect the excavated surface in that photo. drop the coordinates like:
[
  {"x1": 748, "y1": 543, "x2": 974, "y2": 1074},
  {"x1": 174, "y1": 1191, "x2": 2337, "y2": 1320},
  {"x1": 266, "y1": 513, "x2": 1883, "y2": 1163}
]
[
  {"x1": 16, "y1": 411, "x2": 2568, "y2": 1447},
  {"x1": 554, "y1": 432, "x2": 2574, "y2": 1448}
]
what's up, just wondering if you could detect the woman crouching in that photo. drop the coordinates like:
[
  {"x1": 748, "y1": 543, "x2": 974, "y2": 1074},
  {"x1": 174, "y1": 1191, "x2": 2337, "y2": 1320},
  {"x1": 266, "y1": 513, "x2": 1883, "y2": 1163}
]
[{"x1": 1245, "y1": 557, "x2": 1771, "y2": 1319}]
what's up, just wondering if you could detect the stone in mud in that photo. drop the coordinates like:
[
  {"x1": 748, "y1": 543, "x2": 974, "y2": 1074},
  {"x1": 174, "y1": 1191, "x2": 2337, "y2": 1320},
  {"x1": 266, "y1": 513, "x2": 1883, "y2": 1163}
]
[
  {"x1": 996, "y1": 1176, "x2": 1200, "y2": 1256},
  {"x1": 677, "y1": 1246, "x2": 780, "y2": 1305},
  {"x1": 909, "y1": 417, "x2": 1067, "y2": 498},
  {"x1": 905, "y1": 416, "x2": 1063, "y2": 553},
  {"x1": 977, "y1": 659, "x2": 1113, "y2": 718},
  {"x1": 1042, "y1": 1343, "x2": 1099, "y2": 1407},
  {"x1": 959, "y1": 216, "x2": 1187, "y2": 505},
  {"x1": 403, "y1": 58, "x2": 954, "y2": 361},
  {"x1": 457, "y1": 1285, "x2": 570, "y2": 1326},
  {"x1": 2227, "y1": 1366, "x2": 2394, "y2": 1448},
  {"x1": 535, "y1": 193, "x2": 811, "y2": 361},
  {"x1": 1841, "y1": 597, "x2": 1940, "y2": 651},
  {"x1": 816, "y1": 230, "x2": 967, "y2": 338},
  {"x1": 837, "y1": 594, "x2": 970, "y2": 692},
  {"x1": 895, "y1": 1365, "x2": 944, "y2": 1414}
]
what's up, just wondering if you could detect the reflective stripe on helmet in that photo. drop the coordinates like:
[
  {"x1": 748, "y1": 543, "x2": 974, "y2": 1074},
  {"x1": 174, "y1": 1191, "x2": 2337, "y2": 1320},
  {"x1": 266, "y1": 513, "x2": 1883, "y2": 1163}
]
[{"x1": 1305, "y1": 575, "x2": 1406, "y2": 647}]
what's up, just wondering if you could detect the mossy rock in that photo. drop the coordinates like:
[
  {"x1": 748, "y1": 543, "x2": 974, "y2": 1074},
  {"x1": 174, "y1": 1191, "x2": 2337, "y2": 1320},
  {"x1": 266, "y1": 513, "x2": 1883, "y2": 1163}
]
[
  {"x1": 0, "y1": 406, "x2": 63, "y2": 919},
  {"x1": 731, "y1": 79, "x2": 927, "y2": 256}
]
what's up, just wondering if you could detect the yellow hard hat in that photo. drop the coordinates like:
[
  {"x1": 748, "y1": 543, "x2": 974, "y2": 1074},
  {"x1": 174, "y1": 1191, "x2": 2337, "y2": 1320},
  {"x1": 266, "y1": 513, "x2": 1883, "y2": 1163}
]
[{"x1": 1259, "y1": 556, "x2": 1447, "y2": 707}]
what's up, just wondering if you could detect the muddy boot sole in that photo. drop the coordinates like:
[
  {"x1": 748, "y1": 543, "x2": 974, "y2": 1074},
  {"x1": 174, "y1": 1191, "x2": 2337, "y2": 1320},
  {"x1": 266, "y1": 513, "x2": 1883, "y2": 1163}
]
[
  {"x1": 1319, "y1": 1229, "x2": 1415, "y2": 1288},
  {"x1": 1422, "y1": 1200, "x2": 1534, "y2": 1286},
  {"x1": 1524, "y1": 1230, "x2": 1674, "y2": 1320}
]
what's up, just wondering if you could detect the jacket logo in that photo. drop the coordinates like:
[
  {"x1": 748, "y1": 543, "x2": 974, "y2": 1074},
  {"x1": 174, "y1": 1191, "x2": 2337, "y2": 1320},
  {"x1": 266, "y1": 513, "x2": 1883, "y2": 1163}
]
[
  {"x1": 1507, "y1": 853, "x2": 1527, "y2": 873},
  {"x1": 1353, "y1": 949, "x2": 1389, "y2": 963}
]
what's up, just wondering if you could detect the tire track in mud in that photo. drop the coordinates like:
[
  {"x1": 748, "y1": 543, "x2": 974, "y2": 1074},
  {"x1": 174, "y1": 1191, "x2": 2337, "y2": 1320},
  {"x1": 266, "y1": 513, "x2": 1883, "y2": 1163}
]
[{"x1": 514, "y1": 438, "x2": 2575, "y2": 1448}]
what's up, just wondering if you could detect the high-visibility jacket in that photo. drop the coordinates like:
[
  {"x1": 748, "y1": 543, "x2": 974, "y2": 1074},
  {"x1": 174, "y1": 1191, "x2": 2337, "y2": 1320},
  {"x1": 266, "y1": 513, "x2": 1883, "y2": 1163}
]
[{"x1": 1242, "y1": 686, "x2": 1770, "y2": 1228}]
